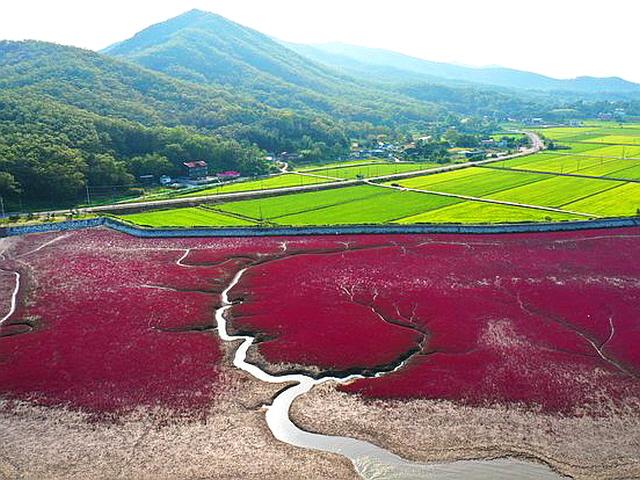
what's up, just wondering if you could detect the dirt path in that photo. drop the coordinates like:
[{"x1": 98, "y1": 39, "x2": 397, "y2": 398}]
[{"x1": 0, "y1": 238, "x2": 20, "y2": 327}]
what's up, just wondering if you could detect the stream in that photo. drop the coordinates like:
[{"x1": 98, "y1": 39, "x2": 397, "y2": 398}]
[{"x1": 216, "y1": 268, "x2": 567, "y2": 480}]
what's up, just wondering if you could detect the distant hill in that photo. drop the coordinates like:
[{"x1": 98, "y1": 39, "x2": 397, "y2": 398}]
[
  {"x1": 0, "y1": 39, "x2": 262, "y2": 127},
  {"x1": 103, "y1": 9, "x2": 636, "y2": 125},
  {"x1": 0, "y1": 40, "x2": 358, "y2": 153},
  {"x1": 284, "y1": 42, "x2": 640, "y2": 95}
]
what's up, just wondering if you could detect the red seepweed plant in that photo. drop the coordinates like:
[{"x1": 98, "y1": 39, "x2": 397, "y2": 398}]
[{"x1": 1, "y1": 228, "x2": 639, "y2": 417}]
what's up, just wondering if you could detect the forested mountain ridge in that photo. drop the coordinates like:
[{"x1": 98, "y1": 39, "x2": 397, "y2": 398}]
[
  {"x1": 101, "y1": 9, "x2": 444, "y2": 127},
  {"x1": 0, "y1": 88, "x2": 268, "y2": 206},
  {"x1": 0, "y1": 39, "x2": 341, "y2": 135},
  {"x1": 102, "y1": 9, "x2": 353, "y2": 92}
]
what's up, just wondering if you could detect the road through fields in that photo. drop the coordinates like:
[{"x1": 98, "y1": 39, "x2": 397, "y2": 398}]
[{"x1": 47, "y1": 132, "x2": 543, "y2": 217}]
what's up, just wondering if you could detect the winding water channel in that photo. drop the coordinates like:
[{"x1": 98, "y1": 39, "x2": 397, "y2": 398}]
[{"x1": 216, "y1": 268, "x2": 567, "y2": 480}]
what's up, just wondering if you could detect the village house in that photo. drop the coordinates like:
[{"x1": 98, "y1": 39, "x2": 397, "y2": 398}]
[{"x1": 183, "y1": 161, "x2": 208, "y2": 179}]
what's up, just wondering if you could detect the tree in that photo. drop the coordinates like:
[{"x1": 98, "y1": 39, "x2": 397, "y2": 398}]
[
  {"x1": 87, "y1": 154, "x2": 135, "y2": 186},
  {"x1": 0, "y1": 172, "x2": 21, "y2": 197},
  {"x1": 129, "y1": 153, "x2": 177, "y2": 178}
]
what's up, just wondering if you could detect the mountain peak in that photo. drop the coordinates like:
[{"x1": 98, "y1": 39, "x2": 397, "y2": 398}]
[
  {"x1": 101, "y1": 9, "x2": 234, "y2": 56},
  {"x1": 102, "y1": 9, "x2": 351, "y2": 92},
  {"x1": 170, "y1": 8, "x2": 227, "y2": 24},
  {"x1": 183, "y1": 8, "x2": 208, "y2": 15}
]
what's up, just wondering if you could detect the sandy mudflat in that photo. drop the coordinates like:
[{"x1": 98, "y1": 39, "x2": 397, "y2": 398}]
[
  {"x1": 291, "y1": 382, "x2": 640, "y2": 480},
  {"x1": 0, "y1": 347, "x2": 357, "y2": 480}
]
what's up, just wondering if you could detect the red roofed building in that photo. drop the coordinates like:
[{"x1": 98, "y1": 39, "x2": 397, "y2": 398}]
[{"x1": 183, "y1": 161, "x2": 208, "y2": 179}]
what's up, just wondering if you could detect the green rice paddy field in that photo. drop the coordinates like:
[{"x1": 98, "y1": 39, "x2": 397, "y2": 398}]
[
  {"x1": 118, "y1": 124, "x2": 640, "y2": 228},
  {"x1": 537, "y1": 125, "x2": 640, "y2": 144},
  {"x1": 122, "y1": 207, "x2": 255, "y2": 228},
  {"x1": 490, "y1": 154, "x2": 640, "y2": 179}
]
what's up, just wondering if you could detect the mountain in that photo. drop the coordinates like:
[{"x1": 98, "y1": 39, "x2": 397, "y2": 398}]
[
  {"x1": 101, "y1": 10, "x2": 443, "y2": 126},
  {"x1": 0, "y1": 39, "x2": 266, "y2": 127},
  {"x1": 103, "y1": 9, "x2": 352, "y2": 94},
  {"x1": 0, "y1": 39, "x2": 361, "y2": 154},
  {"x1": 107, "y1": 9, "x2": 629, "y2": 124},
  {"x1": 284, "y1": 42, "x2": 640, "y2": 95}
]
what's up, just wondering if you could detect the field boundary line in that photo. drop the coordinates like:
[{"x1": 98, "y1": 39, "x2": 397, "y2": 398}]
[
  {"x1": 198, "y1": 205, "x2": 262, "y2": 224},
  {"x1": 477, "y1": 165, "x2": 640, "y2": 184},
  {"x1": 368, "y1": 182, "x2": 598, "y2": 219},
  {"x1": 268, "y1": 190, "x2": 393, "y2": 222},
  {"x1": 395, "y1": 167, "x2": 554, "y2": 199},
  {"x1": 218, "y1": 186, "x2": 392, "y2": 223},
  {"x1": 288, "y1": 171, "x2": 344, "y2": 181},
  {"x1": 300, "y1": 161, "x2": 390, "y2": 173},
  {"x1": 558, "y1": 182, "x2": 628, "y2": 210},
  {"x1": 539, "y1": 151, "x2": 640, "y2": 162},
  {"x1": 556, "y1": 140, "x2": 640, "y2": 147},
  {"x1": 379, "y1": 171, "x2": 554, "y2": 221}
]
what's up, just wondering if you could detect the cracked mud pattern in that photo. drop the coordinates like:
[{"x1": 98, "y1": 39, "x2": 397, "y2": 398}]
[{"x1": 1, "y1": 228, "x2": 640, "y2": 479}]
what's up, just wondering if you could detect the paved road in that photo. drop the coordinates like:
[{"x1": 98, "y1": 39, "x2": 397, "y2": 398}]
[{"x1": 42, "y1": 131, "x2": 544, "y2": 216}]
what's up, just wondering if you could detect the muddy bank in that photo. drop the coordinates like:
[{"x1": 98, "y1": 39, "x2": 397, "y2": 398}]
[
  {"x1": 291, "y1": 383, "x2": 640, "y2": 480},
  {"x1": 237, "y1": 337, "x2": 422, "y2": 381},
  {"x1": 0, "y1": 357, "x2": 357, "y2": 480}
]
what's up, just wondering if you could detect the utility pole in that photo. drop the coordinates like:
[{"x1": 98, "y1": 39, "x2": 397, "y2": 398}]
[
  {"x1": 0, "y1": 196, "x2": 5, "y2": 218},
  {"x1": 85, "y1": 184, "x2": 91, "y2": 206}
]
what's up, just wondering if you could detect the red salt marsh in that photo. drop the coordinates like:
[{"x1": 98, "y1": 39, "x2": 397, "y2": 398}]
[
  {"x1": 229, "y1": 229, "x2": 640, "y2": 414},
  {"x1": 0, "y1": 230, "x2": 394, "y2": 414},
  {"x1": 1, "y1": 228, "x2": 640, "y2": 417},
  {"x1": 0, "y1": 231, "x2": 278, "y2": 413}
]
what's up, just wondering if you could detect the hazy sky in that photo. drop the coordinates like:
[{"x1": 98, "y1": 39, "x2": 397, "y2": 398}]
[{"x1": 1, "y1": 0, "x2": 638, "y2": 82}]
